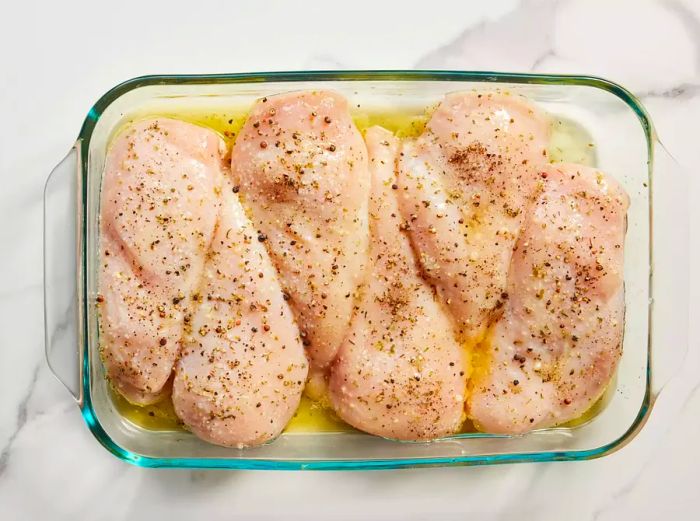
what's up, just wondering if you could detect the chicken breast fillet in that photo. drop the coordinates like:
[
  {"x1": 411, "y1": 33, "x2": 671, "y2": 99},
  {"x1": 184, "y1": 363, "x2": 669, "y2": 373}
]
[
  {"x1": 468, "y1": 163, "x2": 629, "y2": 434},
  {"x1": 172, "y1": 180, "x2": 308, "y2": 448},
  {"x1": 329, "y1": 127, "x2": 467, "y2": 441},
  {"x1": 99, "y1": 118, "x2": 224, "y2": 404},
  {"x1": 397, "y1": 91, "x2": 550, "y2": 344},
  {"x1": 230, "y1": 91, "x2": 370, "y2": 372}
]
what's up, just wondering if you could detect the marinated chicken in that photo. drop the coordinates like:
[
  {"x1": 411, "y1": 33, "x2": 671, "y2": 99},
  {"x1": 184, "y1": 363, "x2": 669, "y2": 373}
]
[
  {"x1": 230, "y1": 91, "x2": 370, "y2": 373},
  {"x1": 468, "y1": 163, "x2": 628, "y2": 433},
  {"x1": 397, "y1": 92, "x2": 550, "y2": 344},
  {"x1": 99, "y1": 118, "x2": 224, "y2": 405},
  {"x1": 172, "y1": 181, "x2": 308, "y2": 448},
  {"x1": 98, "y1": 90, "x2": 630, "y2": 445},
  {"x1": 329, "y1": 127, "x2": 467, "y2": 440}
]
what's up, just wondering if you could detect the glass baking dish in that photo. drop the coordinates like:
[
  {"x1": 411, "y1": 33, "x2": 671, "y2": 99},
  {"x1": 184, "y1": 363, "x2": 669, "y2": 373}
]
[{"x1": 43, "y1": 71, "x2": 689, "y2": 469}]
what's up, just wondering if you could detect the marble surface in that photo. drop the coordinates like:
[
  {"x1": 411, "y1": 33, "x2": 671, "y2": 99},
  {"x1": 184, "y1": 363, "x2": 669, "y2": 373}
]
[{"x1": 1, "y1": 0, "x2": 699, "y2": 519}]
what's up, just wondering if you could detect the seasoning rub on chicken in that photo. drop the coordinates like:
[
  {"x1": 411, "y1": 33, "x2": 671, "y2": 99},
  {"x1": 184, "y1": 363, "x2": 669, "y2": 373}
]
[
  {"x1": 172, "y1": 180, "x2": 308, "y2": 448},
  {"x1": 329, "y1": 127, "x2": 467, "y2": 440},
  {"x1": 397, "y1": 92, "x2": 550, "y2": 345},
  {"x1": 467, "y1": 163, "x2": 628, "y2": 433},
  {"x1": 230, "y1": 91, "x2": 370, "y2": 377},
  {"x1": 98, "y1": 118, "x2": 225, "y2": 405}
]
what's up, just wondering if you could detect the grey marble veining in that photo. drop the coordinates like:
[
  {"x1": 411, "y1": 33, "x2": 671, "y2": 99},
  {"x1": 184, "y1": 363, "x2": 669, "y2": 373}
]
[{"x1": 0, "y1": 0, "x2": 698, "y2": 519}]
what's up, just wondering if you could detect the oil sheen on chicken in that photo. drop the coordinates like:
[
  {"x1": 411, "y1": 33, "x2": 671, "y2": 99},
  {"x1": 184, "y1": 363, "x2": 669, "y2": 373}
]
[
  {"x1": 99, "y1": 118, "x2": 224, "y2": 405},
  {"x1": 397, "y1": 91, "x2": 550, "y2": 345},
  {"x1": 329, "y1": 127, "x2": 467, "y2": 441},
  {"x1": 468, "y1": 163, "x2": 629, "y2": 433},
  {"x1": 172, "y1": 181, "x2": 308, "y2": 448},
  {"x1": 230, "y1": 91, "x2": 370, "y2": 374}
]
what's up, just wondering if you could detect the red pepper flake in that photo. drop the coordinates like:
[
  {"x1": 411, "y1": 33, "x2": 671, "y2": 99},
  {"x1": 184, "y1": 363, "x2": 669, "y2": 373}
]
[
  {"x1": 260, "y1": 141, "x2": 268, "y2": 149},
  {"x1": 159, "y1": 337, "x2": 167, "y2": 346}
]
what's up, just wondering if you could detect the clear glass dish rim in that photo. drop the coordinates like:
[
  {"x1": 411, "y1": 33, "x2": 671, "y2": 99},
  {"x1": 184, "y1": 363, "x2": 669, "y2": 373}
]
[{"x1": 76, "y1": 70, "x2": 654, "y2": 470}]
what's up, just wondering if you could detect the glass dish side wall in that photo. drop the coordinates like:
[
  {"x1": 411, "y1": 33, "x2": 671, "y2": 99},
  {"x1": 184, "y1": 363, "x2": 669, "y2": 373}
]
[{"x1": 76, "y1": 73, "x2": 656, "y2": 468}]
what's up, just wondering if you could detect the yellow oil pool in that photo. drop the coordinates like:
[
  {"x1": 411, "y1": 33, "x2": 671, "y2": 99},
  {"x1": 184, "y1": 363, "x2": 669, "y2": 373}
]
[{"x1": 110, "y1": 387, "x2": 353, "y2": 434}]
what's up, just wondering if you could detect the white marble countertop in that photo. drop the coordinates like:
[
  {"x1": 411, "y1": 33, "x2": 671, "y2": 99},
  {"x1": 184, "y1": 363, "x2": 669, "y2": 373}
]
[{"x1": 1, "y1": 0, "x2": 698, "y2": 519}]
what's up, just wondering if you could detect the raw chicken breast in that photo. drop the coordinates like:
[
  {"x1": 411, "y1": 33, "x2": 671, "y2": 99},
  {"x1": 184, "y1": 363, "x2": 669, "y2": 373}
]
[
  {"x1": 99, "y1": 118, "x2": 224, "y2": 404},
  {"x1": 397, "y1": 91, "x2": 550, "y2": 344},
  {"x1": 468, "y1": 163, "x2": 629, "y2": 434},
  {"x1": 172, "y1": 180, "x2": 308, "y2": 448},
  {"x1": 230, "y1": 91, "x2": 370, "y2": 372},
  {"x1": 329, "y1": 127, "x2": 467, "y2": 441}
]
